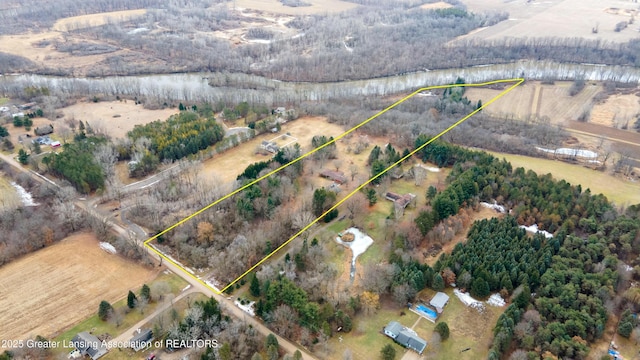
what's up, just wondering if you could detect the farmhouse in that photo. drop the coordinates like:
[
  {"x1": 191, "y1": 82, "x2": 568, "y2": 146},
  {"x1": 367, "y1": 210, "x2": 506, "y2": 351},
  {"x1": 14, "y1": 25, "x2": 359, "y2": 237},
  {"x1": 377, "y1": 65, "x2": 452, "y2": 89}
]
[
  {"x1": 383, "y1": 321, "x2": 427, "y2": 355},
  {"x1": 319, "y1": 169, "x2": 347, "y2": 184},
  {"x1": 130, "y1": 329, "x2": 153, "y2": 352},
  {"x1": 430, "y1": 292, "x2": 450, "y2": 313},
  {"x1": 71, "y1": 332, "x2": 108, "y2": 360},
  {"x1": 34, "y1": 124, "x2": 54, "y2": 136}
]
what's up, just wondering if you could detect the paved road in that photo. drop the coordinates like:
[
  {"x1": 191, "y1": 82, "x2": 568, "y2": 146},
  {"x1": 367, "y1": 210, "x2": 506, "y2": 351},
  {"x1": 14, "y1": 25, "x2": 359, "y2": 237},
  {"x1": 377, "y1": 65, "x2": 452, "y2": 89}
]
[{"x1": 1, "y1": 150, "x2": 317, "y2": 359}]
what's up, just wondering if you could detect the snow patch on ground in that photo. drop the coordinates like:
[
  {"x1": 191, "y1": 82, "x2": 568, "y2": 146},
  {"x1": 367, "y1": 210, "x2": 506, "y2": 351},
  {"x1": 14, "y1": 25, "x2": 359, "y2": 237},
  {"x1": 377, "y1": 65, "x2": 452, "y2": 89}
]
[
  {"x1": 453, "y1": 289, "x2": 485, "y2": 312},
  {"x1": 10, "y1": 182, "x2": 38, "y2": 206},
  {"x1": 336, "y1": 228, "x2": 374, "y2": 268},
  {"x1": 99, "y1": 242, "x2": 117, "y2": 254},
  {"x1": 480, "y1": 201, "x2": 505, "y2": 213},
  {"x1": 519, "y1": 224, "x2": 553, "y2": 238},
  {"x1": 487, "y1": 293, "x2": 506, "y2": 307},
  {"x1": 536, "y1": 147, "x2": 598, "y2": 159},
  {"x1": 235, "y1": 300, "x2": 255, "y2": 317}
]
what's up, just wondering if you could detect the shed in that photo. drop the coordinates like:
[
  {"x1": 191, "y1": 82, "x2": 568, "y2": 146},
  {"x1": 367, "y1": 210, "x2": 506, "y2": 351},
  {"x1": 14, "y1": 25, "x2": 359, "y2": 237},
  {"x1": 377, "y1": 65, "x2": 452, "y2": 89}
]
[{"x1": 430, "y1": 292, "x2": 450, "y2": 313}]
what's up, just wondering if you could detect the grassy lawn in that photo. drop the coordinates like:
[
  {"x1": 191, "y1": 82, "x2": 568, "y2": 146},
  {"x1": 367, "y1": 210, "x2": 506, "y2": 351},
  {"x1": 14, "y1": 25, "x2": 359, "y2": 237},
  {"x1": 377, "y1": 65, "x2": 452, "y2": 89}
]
[
  {"x1": 412, "y1": 288, "x2": 505, "y2": 359},
  {"x1": 326, "y1": 301, "x2": 420, "y2": 359},
  {"x1": 0, "y1": 97, "x2": 8, "y2": 105},
  {"x1": 51, "y1": 271, "x2": 188, "y2": 358},
  {"x1": 488, "y1": 151, "x2": 640, "y2": 206}
]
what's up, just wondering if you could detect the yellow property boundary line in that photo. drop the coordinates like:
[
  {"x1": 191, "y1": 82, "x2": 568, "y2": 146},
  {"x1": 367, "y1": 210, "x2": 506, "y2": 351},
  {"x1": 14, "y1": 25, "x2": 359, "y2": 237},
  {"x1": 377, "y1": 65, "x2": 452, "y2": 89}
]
[{"x1": 144, "y1": 78, "x2": 525, "y2": 294}]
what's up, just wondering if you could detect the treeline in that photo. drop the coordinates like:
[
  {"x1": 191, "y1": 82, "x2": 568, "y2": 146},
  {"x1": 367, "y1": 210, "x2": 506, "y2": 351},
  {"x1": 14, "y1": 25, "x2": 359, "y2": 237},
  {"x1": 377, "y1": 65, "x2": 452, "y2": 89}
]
[
  {"x1": 0, "y1": 161, "x2": 86, "y2": 265},
  {"x1": 126, "y1": 111, "x2": 224, "y2": 163}
]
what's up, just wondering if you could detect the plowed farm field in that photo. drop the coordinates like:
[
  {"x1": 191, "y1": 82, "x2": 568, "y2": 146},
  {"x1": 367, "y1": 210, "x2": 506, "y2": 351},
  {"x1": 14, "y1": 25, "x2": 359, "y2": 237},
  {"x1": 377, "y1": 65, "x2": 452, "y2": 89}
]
[{"x1": 0, "y1": 233, "x2": 155, "y2": 341}]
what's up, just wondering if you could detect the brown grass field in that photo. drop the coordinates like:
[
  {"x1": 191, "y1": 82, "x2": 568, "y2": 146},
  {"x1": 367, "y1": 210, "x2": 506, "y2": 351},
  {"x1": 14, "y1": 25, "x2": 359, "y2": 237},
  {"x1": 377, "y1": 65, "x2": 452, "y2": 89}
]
[
  {"x1": 52, "y1": 9, "x2": 147, "y2": 31},
  {"x1": 0, "y1": 174, "x2": 19, "y2": 210},
  {"x1": 232, "y1": 0, "x2": 358, "y2": 15},
  {"x1": 459, "y1": 0, "x2": 639, "y2": 43},
  {"x1": 0, "y1": 233, "x2": 156, "y2": 341},
  {"x1": 465, "y1": 81, "x2": 602, "y2": 123},
  {"x1": 201, "y1": 116, "x2": 346, "y2": 185},
  {"x1": 488, "y1": 151, "x2": 640, "y2": 206},
  {"x1": 590, "y1": 93, "x2": 640, "y2": 128},
  {"x1": 60, "y1": 100, "x2": 178, "y2": 139}
]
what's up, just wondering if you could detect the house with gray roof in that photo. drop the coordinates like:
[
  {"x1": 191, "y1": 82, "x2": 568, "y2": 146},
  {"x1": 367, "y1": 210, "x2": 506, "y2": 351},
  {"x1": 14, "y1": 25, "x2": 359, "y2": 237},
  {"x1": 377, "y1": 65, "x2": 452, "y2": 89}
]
[
  {"x1": 430, "y1": 292, "x2": 450, "y2": 313},
  {"x1": 383, "y1": 321, "x2": 403, "y2": 339},
  {"x1": 383, "y1": 321, "x2": 427, "y2": 355},
  {"x1": 396, "y1": 329, "x2": 427, "y2": 354},
  {"x1": 130, "y1": 329, "x2": 153, "y2": 352},
  {"x1": 71, "y1": 332, "x2": 107, "y2": 360}
]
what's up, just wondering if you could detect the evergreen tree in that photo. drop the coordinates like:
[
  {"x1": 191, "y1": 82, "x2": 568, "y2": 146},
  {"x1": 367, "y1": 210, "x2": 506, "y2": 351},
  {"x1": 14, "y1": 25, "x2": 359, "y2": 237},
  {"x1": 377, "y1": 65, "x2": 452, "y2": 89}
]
[
  {"x1": 365, "y1": 188, "x2": 377, "y2": 206},
  {"x1": 0, "y1": 125, "x2": 8, "y2": 137},
  {"x1": 471, "y1": 278, "x2": 490, "y2": 298},
  {"x1": 127, "y1": 290, "x2": 137, "y2": 309},
  {"x1": 18, "y1": 148, "x2": 29, "y2": 165},
  {"x1": 265, "y1": 334, "x2": 279, "y2": 349},
  {"x1": 98, "y1": 300, "x2": 112, "y2": 321},
  {"x1": 250, "y1": 274, "x2": 261, "y2": 297},
  {"x1": 434, "y1": 322, "x2": 450, "y2": 340},
  {"x1": 140, "y1": 284, "x2": 151, "y2": 301},
  {"x1": 432, "y1": 273, "x2": 445, "y2": 291}
]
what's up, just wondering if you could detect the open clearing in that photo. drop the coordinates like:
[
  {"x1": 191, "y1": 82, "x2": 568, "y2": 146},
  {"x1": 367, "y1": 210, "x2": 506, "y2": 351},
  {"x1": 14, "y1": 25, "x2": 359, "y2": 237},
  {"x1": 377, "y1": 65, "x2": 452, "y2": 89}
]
[
  {"x1": 60, "y1": 100, "x2": 178, "y2": 139},
  {"x1": 465, "y1": 81, "x2": 601, "y2": 122},
  {"x1": 0, "y1": 232, "x2": 156, "y2": 341},
  {"x1": 459, "y1": 0, "x2": 640, "y2": 43},
  {"x1": 0, "y1": 175, "x2": 19, "y2": 210},
  {"x1": 488, "y1": 151, "x2": 640, "y2": 206},
  {"x1": 201, "y1": 116, "x2": 346, "y2": 185},
  {"x1": 233, "y1": 0, "x2": 358, "y2": 15},
  {"x1": 52, "y1": 9, "x2": 147, "y2": 31}
]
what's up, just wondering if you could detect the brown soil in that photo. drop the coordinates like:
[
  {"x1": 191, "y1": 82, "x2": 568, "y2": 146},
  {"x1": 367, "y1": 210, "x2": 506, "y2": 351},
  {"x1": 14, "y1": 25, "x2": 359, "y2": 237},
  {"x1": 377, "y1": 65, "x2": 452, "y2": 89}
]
[
  {"x1": 0, "y1": 232, "x2": 156, "y2": 340},
  {"x1": 341, "y1": 232, "x2": 355, "y2": 242}
]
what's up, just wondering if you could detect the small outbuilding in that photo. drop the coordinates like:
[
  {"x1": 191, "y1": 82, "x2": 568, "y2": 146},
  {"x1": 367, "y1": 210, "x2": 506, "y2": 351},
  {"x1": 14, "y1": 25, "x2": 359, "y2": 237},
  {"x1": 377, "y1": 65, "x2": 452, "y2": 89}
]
[{"x1": 430, "y1": 292, "x2": 450, "y2": 313}]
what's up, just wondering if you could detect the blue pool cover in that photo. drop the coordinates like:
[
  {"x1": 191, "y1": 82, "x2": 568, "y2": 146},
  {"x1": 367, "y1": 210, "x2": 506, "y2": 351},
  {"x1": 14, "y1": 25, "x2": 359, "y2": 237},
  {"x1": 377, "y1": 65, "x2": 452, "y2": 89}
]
[{"x1": 416, "y1": 304, "x2": 437, "y2": 319}]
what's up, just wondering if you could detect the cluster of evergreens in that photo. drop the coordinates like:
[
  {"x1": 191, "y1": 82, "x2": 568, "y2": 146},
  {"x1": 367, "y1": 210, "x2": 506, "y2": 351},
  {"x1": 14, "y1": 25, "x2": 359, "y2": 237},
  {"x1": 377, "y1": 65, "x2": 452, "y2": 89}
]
[
  {"x1": 406, "y1": 139, "x2": 639, "y2": 359},
  {"x1": 127, "y1": 111, "x2": 224, "y2": 162},
  {"x1": 437, "y1": 217, "x2": 555, "y2": 298},
  {"x1": 42, "y1": 137, "x2": 106, "y2": 193}
]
